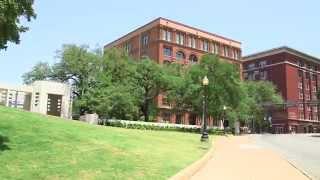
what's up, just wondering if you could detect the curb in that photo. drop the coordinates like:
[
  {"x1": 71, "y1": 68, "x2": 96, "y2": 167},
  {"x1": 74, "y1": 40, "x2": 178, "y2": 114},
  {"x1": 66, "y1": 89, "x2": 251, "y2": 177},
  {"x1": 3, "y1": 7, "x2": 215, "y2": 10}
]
[
  {"x1": 285, "y1": 158, "x2": 313, "y2": 180},
  {"x1": 169, "y1": 140, "x2": 215, "y2": 180}
]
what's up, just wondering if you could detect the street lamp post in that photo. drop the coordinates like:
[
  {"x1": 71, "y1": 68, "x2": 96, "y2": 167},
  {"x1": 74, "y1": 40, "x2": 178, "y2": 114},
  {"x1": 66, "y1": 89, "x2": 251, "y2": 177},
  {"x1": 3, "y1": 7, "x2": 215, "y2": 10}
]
[
  {"x1": 201, "y1": 76, "x2": 209, "y2": 142},
  {"x1": 222, "y1": 105, "x2": 227, "y2": 133}
]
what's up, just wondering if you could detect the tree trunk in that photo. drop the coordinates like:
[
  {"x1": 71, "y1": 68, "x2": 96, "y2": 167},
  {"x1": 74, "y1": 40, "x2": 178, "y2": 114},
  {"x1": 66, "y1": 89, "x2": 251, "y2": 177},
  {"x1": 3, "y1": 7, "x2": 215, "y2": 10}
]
[{"x1": 143, "y1": 100, "x2": 149, "y2": 122}]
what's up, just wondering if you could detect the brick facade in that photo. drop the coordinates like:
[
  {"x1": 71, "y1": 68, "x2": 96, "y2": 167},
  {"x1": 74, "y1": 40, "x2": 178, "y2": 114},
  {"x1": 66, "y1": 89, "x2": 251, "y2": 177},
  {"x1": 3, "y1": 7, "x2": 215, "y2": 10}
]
[{"x1": 243, "y1": 47, "x2": 320, "y2": 133}]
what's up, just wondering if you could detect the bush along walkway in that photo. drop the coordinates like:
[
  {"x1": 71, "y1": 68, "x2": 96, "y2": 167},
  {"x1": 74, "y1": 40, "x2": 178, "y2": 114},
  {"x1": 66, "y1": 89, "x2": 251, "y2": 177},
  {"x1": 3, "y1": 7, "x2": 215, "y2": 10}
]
[
  {"x1": 191, "y1": 136, "x2": 308, "y2": 180},
  {"x1": 105, "y1": 119, "x2": 226, "y2": 134}
]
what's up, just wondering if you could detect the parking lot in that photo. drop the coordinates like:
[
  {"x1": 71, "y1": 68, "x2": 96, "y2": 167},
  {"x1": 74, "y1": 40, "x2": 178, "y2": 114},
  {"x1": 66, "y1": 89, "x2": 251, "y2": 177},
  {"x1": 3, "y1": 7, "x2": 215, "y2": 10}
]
[{"x1": 254, "y1": 134, "x2": 320, "y2": 180}]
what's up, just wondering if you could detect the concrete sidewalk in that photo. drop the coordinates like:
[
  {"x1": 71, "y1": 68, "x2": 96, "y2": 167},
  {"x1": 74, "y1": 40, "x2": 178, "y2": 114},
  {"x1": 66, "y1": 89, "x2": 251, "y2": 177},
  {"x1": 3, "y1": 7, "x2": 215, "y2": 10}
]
[{"x1": 191, "y1": 136, "x2": 308, "y2": 180}]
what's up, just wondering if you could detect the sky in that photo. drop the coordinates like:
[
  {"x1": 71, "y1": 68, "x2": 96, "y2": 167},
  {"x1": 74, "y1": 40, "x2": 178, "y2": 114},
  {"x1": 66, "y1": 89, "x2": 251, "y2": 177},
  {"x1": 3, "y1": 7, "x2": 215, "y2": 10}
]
[{"x1": 1, "y1": 0, "x2": 319, "y2": 85}]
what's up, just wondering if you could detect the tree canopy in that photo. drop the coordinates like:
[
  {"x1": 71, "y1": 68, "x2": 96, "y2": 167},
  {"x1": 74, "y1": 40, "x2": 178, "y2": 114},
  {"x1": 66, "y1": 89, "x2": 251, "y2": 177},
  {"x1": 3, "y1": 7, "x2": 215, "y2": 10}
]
[
  {"x1": 0, "y1": 0, "x2": 36, "y2": 50},
  {"x1": 23, "y1": 46, "x2": 283, "y2": 127}
]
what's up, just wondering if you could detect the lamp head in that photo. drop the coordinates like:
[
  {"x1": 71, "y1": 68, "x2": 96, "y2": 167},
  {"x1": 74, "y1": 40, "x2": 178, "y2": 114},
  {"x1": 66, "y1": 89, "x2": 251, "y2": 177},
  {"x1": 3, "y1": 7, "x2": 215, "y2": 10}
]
[{"x1": 203, "y1": 76, "x2": 209, "y2": 86}]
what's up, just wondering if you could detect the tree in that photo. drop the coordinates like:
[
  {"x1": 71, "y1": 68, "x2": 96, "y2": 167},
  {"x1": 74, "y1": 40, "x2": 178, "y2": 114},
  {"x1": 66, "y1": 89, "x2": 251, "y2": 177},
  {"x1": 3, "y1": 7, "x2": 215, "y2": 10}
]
[
  {"x1": 167, "y1": 54, "x2": 243, "y2": 122},
  {"x1": 244, "y1": 81, "x2": 282, "y2": 132},
  {"x1": 22, "y1": 62, "x2": 52, "y2": 84},
  {"x1": 133, "y1": 59, "x2": 167, "y2": 121},
  {"x1": 0, "y1": 0, "x2": 36, "y2": 50},
  {"x1": 226, "y1": 81, "x2": 283, "y2": 132},
  {"x1": 78, "y1": 48, "x2": 140, "y2": 119},
  {"x1": 52, "y1": 45, "x2": 101, "y2": 98},
  {"x1": 22, "y1": 44, "x2": 102, "y2": 115}
]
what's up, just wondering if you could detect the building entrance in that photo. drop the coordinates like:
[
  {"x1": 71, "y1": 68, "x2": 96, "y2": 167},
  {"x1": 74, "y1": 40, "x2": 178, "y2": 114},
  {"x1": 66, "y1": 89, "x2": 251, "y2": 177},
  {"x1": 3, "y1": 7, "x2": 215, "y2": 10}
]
[{"x1": 47, "y1": 94, "x2": 62, "y2": 117}]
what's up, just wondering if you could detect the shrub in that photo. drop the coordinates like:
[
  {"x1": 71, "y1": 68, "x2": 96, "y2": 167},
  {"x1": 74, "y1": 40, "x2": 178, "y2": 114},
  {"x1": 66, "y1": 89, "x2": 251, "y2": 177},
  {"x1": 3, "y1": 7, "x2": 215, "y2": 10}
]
[{"x1": 105, "y1": 119, "x2": 227, "y2": 134}]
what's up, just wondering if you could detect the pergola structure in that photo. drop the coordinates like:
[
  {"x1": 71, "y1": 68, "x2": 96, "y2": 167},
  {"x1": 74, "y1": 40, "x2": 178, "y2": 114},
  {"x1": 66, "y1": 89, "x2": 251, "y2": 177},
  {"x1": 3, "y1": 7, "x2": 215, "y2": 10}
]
[{"x1": 0, "y1": 81, "x2": 72, "y2": 119}]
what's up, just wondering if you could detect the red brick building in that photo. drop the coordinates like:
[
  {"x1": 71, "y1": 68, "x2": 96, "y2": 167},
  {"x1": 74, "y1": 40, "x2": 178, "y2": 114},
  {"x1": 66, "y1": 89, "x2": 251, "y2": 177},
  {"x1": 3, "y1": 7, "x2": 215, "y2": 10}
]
[
  {"x1": 243, "y1": 47, "x2": 320, "y2": 133},
  {"x1": 104, "y1": 17, "x2": 242, "y2": 126}
]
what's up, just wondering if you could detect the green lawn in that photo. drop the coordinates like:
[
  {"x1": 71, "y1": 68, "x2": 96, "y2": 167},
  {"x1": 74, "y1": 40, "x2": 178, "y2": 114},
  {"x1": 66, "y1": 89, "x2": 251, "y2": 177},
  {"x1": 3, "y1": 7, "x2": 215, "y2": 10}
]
[{"x1": 0, "y1": 106, "x2": 209, "y2": 180}]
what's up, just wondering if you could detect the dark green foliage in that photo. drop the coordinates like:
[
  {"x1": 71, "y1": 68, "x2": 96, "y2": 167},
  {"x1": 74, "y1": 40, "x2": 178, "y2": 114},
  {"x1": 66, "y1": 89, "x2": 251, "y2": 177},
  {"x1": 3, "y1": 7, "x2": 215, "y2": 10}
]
[
  {"x1": 133, "y1": 58, "x2": 166, "y2": 121},
  {"x1": 167, "y1": 54, "x2": 242, "y2": 120},
  {"x1": 23, "y1": 47, "x2": 282, "y2": 126},
  {"x1": 0, "y1": 0, "x2": 36, "y2": 50}
]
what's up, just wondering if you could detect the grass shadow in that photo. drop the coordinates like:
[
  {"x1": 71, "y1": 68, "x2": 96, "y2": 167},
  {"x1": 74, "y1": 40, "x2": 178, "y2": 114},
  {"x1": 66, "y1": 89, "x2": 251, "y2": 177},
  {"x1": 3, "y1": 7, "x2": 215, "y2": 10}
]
[{"x1": 0, "y1": 134, "x2": 10, "y2": 151}]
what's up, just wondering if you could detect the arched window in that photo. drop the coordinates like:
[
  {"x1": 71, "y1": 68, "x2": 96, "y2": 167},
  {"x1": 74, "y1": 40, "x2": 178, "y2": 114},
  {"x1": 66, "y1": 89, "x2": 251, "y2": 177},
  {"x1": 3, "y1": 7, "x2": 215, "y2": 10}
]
[
  {"x1": 176, "y1": 51, "x2": 185, "y2": 61},
  {"x1": 189, "y1": 54, "x2": 198, "y2": 64}
]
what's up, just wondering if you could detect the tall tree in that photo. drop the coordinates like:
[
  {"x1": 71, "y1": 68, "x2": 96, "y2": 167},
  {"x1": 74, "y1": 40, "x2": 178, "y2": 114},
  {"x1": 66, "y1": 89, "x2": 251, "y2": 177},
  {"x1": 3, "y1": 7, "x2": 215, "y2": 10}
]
[
  {"x1": 79, "y1": 48, "x2": 140, "y2": 119},
  {"x1": 134, "y1": 59, "x2": 166, "y2": 121},
  {"x1": 0, "y1": 0, "x2": 36, "y2": 50},
  {"x1": 167, "y1": 54, "x2": 243, "y2": 120},
  {"x1": 51, "y1": 44, "x2": 101, "y2": 98},
  {"x1": 22, "y1": 62, "x2": 52, "y2": 84}
]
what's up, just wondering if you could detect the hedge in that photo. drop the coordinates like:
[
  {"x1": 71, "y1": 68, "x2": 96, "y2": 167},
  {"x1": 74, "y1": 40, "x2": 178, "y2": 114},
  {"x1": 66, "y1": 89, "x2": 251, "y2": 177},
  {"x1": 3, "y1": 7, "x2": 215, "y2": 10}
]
[{"x1": 104, "y1": 119, "x2": 227, "y2": 135}]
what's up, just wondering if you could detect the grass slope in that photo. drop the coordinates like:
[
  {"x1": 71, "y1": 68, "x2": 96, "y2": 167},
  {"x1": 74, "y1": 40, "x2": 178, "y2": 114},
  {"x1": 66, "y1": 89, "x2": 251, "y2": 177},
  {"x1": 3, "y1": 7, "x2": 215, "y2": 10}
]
[{"x1": 0, "y1": 106, "x2": 209, "y2": 180}]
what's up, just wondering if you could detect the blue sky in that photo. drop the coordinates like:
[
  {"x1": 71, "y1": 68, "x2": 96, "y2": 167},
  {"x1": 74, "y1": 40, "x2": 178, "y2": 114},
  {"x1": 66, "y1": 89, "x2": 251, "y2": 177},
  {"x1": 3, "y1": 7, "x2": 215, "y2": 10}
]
[{"x1": 1, "y1": 0, "x2": 319, "y2": 85}]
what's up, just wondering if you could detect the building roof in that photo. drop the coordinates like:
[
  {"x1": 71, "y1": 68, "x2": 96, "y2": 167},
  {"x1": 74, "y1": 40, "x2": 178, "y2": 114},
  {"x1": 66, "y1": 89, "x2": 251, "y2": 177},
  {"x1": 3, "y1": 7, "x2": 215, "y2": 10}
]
[
  {"x1": 104, "y1": 17, "x2": 241, "y2": 49},
  {"x1": 242, "y1": 46, "x2": 320, "y2": 63}
]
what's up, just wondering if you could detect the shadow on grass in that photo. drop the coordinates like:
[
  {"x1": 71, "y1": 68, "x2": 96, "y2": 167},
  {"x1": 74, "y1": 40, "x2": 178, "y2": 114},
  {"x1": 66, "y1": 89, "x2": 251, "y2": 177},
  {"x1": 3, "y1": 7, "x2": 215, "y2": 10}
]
[{"x1": 0, "y1": 134, "x2": 10, "y2": 151}]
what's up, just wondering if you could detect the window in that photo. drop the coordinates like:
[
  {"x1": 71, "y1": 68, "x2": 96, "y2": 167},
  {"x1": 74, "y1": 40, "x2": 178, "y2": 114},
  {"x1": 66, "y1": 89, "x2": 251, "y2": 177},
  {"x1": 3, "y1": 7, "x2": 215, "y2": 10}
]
[
  {"x1": 248, "y1": 73, "x2": 253, "y2": 80},
  {"x1": 298, "y1": 82, "x2": 303, "y2": 89},
  {"x1": 162, "y1": 29, "x2": 171, "y2": 41},
  {"x1": 299, "y1": 111, "x2": 304, "y2": 119},
  {"x1": 307, "y1": 63, "x2": 312, "y2": 70},
  {"x1": 244, "y1": 73, "x2": 248, "y2": 79},
  {"x1": 298, "y1": 60, "x2": 304, "y2": 67},
  {"x1": 162, "y1": 95, "x2": 170, "y2": 106},
  {"x1": 163, "y1": 47, "x2": 172, "y2": 57},
  {"x1": 299, "y1": 104, "x2": 304, "y2": 110},
  {"x1": 202, "y1": 40, "x2": 209, "y2": 52},
  {"x1": 234, "y1": 49, "x2": 240, "y2": 60},
  {"x1": 34, "y1": 92, "x2": 40, "y2": 106},
  {"x1": 312, "y1": 74, "x2": 317, "y2": 81},
  {"x1": 312, "y1": 94, "x2": 317, "y2": 100},
  {"x1": 307, "y1": 105, "x2": 311, "y2": 112},
  {"x1": 313, "y1": 106, "x2": 318, "y2": 112},
  {"x1": 306, "y1": 94, "x2": 310, "y2": 100},
  {"x1": 188, "y1": 36, "x2": 196, "y2": 48},
  {"x1": 306, "y1": 73, "x2": 310, "y2": 79},
  {"x1": 175, "y1": 32, "x2": 184, "y2": 45},
  {"x1": 306, "y1": 83, "x2": 310, "y2": 90},
  {"x1": 211, "y1": 42, "x2": 219, "y2": 54},
  {"x1": 248, "y1": 63, "x2": 255, "y2": 69},
  {"x1": 175, "y1": 114, "x2": 183, "y2": 124},
  {"x1": 176, "y1": 51, "x2": 185, "y2": 61},
  {"x1": 223, "y1": 45, "x2": 229, "y2": 57},
  {"x1": 260, "y1": 71, "x2": 267, "y2": 80},
  {"x1": 313, "y1": 114, "x2": 318, "y2": 121},
  {"x1": 162, "y1": 111, "x2": 171, "y2": 123},
  {"x1": 259, "y1": 61, "x2": 267, "y2": 67},
  {"x1": 312, "y1": 86, "x2": 317, "y2": 93},
  {"x1": 299, "y1": 91, "x2": 304, "y2": 99},
  {"x1": 124, "y1": 42, "x2": 131, "y2": 53},
  {"x1": 141, "y1": 34, "x2": 149, "y2": 46},
  {"x1": 189, "y1": 54, "x2": 198, "y2": 64}
]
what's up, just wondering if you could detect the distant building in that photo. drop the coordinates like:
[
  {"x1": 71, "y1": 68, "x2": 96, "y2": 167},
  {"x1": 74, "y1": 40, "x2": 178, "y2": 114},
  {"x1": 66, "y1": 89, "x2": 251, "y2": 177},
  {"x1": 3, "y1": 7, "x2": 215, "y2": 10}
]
[
  {"x1": 104, "y1": 17, "x2": 242, "y2": 126},
  {"x1": 243, "y1": 46, "x2": 320, "y2": 133},
  {"x1": 0, "y1": 81, "x2": 72, "y2": 119}
]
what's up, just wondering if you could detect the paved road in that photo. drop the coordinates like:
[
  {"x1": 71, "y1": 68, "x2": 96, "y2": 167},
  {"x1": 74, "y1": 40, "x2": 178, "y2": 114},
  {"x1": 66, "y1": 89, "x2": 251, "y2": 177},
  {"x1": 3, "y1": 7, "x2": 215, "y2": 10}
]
[
  {"x1": 253, "y1": 134, "x2": 320, "y2": 180},
  {"x1": 191, "y1": 136, "x2": 307, "y2": 180}
]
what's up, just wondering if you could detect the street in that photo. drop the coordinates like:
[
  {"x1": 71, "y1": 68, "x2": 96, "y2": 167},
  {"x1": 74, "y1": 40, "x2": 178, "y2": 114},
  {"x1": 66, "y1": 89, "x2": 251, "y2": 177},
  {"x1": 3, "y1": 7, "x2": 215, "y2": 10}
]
[{"x1": 253, "y1": 133, "x2": 320, "y2": 180}]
